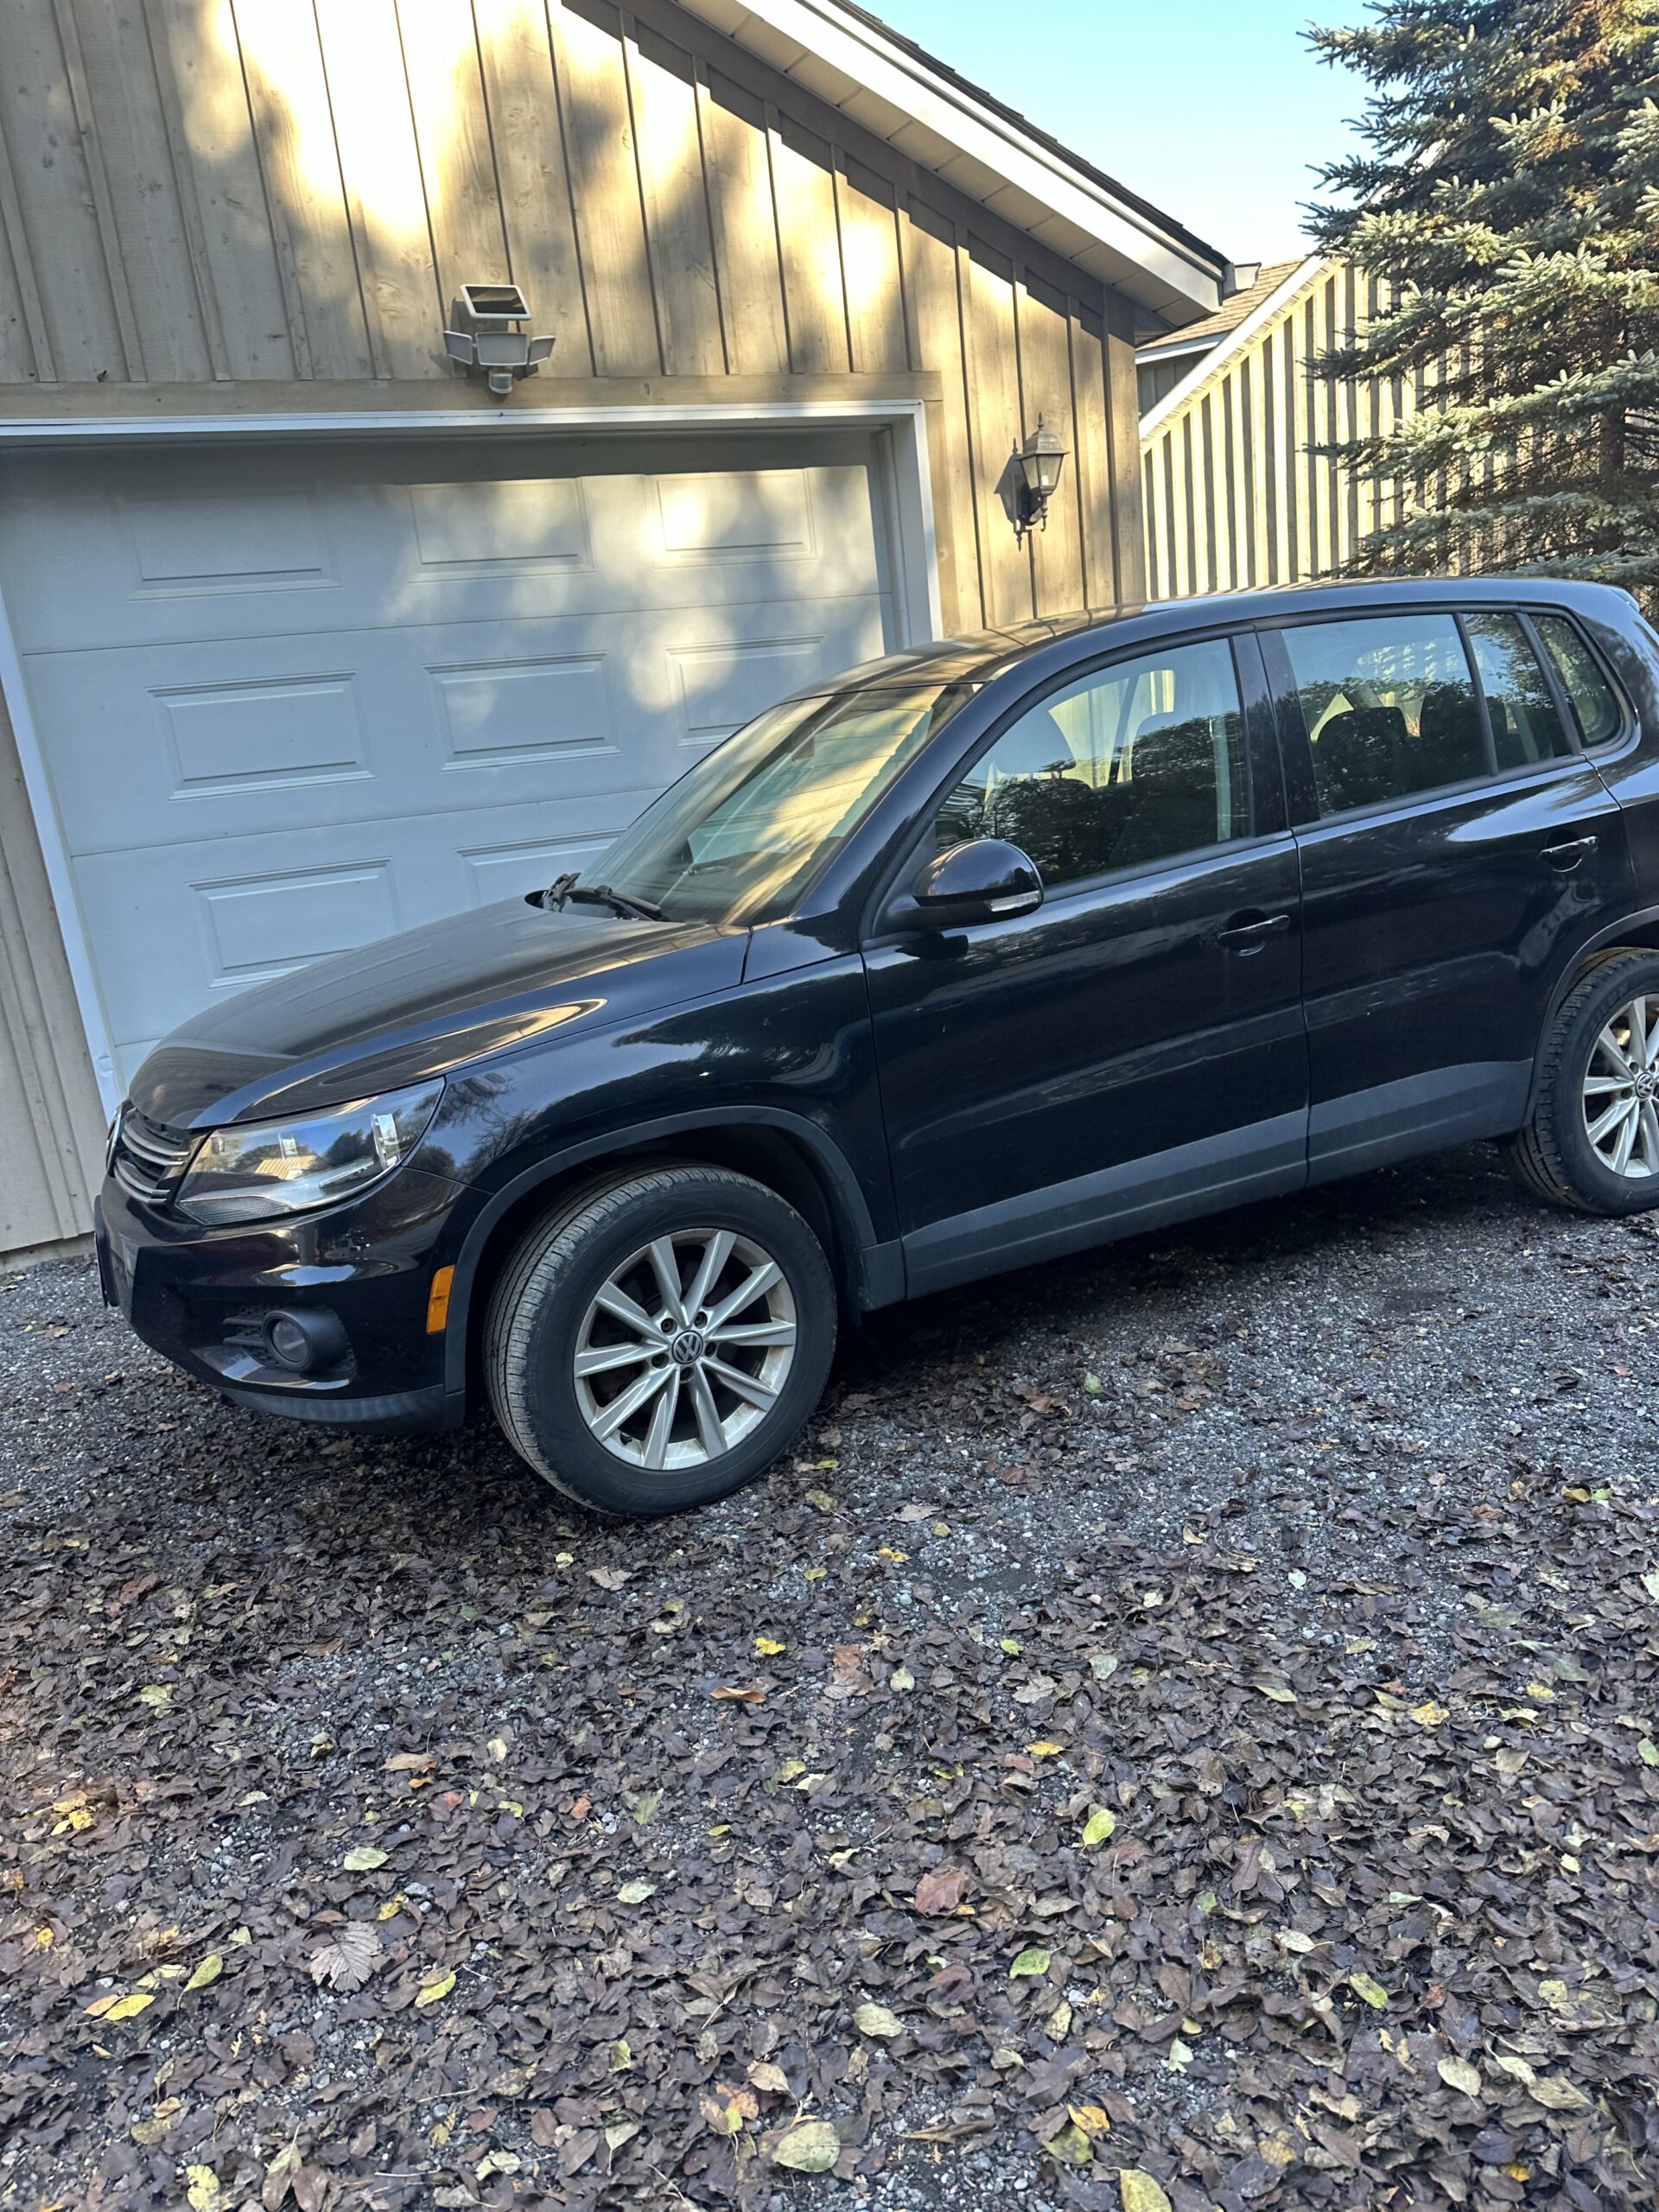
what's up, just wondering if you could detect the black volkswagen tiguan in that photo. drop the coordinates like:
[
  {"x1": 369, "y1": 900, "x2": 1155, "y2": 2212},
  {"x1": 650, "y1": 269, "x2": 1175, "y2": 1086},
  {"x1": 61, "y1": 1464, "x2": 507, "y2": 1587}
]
[{"x1": 99, "y1": 578, "x2": 1659, "y2": 1516}]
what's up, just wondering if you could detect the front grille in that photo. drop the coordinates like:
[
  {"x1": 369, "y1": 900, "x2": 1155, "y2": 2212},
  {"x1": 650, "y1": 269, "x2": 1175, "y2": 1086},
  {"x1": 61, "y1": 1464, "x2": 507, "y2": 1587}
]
[{"x1": 111, "y1": 1109, "x2": 196, "y2": 1209}]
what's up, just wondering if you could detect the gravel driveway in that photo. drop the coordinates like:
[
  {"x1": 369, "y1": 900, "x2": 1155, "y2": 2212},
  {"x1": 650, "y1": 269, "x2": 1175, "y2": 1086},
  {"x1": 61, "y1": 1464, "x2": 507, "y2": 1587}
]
[{"x1": 2, "y1": 1144, "x2": 1656, "y2": 2212}]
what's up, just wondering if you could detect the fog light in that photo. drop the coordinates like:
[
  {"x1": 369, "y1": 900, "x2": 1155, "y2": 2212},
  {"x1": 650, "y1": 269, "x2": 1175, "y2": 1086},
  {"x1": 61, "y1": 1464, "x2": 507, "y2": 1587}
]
[{"x1": 262, "y1": 1309, "x2": 347, "y2": 1373}]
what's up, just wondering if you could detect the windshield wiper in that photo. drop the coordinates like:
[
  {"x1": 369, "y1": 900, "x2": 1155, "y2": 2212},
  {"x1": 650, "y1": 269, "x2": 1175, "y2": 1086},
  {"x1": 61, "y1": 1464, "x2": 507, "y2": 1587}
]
[{"x1": 543, "y1": 872, "x2": 664, "y2": 922}]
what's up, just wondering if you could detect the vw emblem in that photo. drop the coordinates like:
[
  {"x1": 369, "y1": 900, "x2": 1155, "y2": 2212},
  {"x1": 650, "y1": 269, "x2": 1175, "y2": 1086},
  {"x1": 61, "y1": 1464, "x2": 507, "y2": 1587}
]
[{"x1": 669, "y1": 1327, "x2": 706, "y2": 1367}]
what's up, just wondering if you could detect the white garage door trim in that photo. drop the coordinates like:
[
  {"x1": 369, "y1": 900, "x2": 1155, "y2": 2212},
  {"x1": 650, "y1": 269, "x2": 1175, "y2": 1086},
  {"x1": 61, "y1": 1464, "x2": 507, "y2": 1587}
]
[{"x1": 0, "y1": 397, "x2": 942, "y2": 1116}]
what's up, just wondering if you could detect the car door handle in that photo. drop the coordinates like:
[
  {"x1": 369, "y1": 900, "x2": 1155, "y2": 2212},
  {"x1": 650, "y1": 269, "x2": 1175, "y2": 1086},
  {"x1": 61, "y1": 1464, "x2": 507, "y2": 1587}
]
[
  {"x1": 1542, "y1": 834, "x2": 1599, "y2": 870},
  {"x1": 1217, "y1": 910, "x2": 1292, "y2": 950}
]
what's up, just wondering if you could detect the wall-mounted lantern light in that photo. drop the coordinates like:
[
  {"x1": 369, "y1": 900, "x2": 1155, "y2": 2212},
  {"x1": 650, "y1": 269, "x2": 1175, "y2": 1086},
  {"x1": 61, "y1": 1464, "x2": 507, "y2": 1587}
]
[
  {"x1": 1007, "y1": 415, "x2": 1068, "y2": 545},
  {"x1": 442, "y1": 283, "x2": 555, "y2": 397}
]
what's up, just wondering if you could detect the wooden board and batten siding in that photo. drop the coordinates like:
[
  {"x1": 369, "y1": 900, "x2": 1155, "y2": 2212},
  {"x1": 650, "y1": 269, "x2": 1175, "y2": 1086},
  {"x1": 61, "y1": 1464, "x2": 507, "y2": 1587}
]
[
  {"x1": 0, "y1": 0, "x2": 1146, "y2": 627},
  {"x1": 1140, "y1": 258, "x2": 1416, "y2": 601},
  {"x1": 0, "y1": 0, "x2": 1173, "y2": 1255}
]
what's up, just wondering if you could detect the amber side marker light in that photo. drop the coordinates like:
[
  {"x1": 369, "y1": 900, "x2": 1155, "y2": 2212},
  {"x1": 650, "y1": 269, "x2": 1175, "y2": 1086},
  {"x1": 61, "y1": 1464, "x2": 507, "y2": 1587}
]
[{"x1": 426, "y1": 1265, "x2": 455, "y2": 1334}]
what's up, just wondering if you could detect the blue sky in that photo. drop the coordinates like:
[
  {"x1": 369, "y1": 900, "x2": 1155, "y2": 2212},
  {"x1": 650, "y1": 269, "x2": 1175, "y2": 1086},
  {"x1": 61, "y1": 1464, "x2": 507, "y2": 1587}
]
[{"x1": 873, "y1": 0, "x2": 1376, "y2": 264}]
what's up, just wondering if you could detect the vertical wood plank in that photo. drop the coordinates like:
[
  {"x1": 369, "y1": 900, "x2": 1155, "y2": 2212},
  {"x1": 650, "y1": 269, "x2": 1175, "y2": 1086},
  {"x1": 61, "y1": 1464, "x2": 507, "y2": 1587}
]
[
  {"x1": 1015, "y1": 275, "x2": 1081, "y2": 615},
  {"x1": 549, "y1": 0, "x2": 658, "y2": 376},
  {"x1": 398, "y1": 0, "x2": 511, "y2": 311},
  {"x1": 1169, "y1": 410, "x2": 1192, "y2": 597},
  {"x1": 68, "y1": 0, "x2": 213, "y2": 379},
  {"x1": 0, "y1": 111, "x2": 54, "y2": 378},
  {"x1": 134, "y1": 0, "x2": 235, "y2": 377},
  {"x1": 626, "y1": 21, "x2": 721, "y2": 376},
  {"x1": 0, "y1": 690, "x2": 104, "y2": 1241},
  {"x1": 472, "y1": 0, "x2": 592, "y2": 376},
  {"x1": 234, "y1": 0, "x2": 373, "y2": 380},
  {"x1": 1141, "y1": 448, "x2": 1160, "y2": 600},
  {"x1": 901, "y1": 199, "x2": 978, "y2": 632},
  {"x1": 837, "y1": 156, "x2": 906, "y2": 374},
  {"x1": 698, "y1": 67, "x2": 785, "y2": 377},
  {"x1": 48, "y1": 0, "x2": 143, "y2": 376},
  {"x1": 314, "y1": 0, "x2": 441, "y2": 377},
  {"x1": 1102, "y1": 292, "x2": 1144, "y2": 603},
  {"x1": 1286, "y1": 301, "x2": 1306, "y2": 582},
  {"x1": 770, "y1": 112, "x2": 847, "y2": 374},
  {"x1": 961, "y1": 236, "x2": 1030, "y2": 626},
  {"x1": 0, "y1": 0, "x2": 128, "y2": 377},
  {"x1": 1198, "y1": 391, "x2": 1222, "y2": 593},
  {"x1": 146, "y1": 0, "x2": 296, "y2": 377},
  {"x1": 1069, "y1": 302, "x2": 1115, "y2": 607}
]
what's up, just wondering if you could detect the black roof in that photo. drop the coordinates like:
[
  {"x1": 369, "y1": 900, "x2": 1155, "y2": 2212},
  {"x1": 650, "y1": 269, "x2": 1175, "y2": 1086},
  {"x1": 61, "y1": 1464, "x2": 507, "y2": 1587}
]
[{"x1": 808, "y1": 577, "x2": 1638, "y2": 695}]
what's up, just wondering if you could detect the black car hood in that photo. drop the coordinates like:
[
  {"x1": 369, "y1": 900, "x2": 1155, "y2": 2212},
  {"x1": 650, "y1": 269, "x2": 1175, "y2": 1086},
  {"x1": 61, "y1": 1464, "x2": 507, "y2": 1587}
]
[{"x1": 128, "y1": 899, "x2": 746, "y2": 1130}]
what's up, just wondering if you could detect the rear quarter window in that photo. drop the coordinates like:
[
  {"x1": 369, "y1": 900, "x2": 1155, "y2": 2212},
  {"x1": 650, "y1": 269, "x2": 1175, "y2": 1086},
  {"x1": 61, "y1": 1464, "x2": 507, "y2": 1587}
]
[{"x1": 1535, "y1": 615, "x2": 1624, "y2": 747}]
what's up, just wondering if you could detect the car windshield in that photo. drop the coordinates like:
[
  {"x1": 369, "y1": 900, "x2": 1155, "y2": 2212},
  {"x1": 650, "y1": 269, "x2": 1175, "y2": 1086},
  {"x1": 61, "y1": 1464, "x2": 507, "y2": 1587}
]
[{"x1": 576, "y1": 682, "x2": 976, "y2": 925}]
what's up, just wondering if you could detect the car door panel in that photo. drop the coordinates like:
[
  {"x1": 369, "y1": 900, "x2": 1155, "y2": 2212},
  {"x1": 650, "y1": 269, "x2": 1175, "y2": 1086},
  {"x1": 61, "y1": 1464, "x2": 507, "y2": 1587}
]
[
  {"x1": 1262, "y1": 610, "x2": 1636, "y2": 1179},
  {"x1": 861, "y1": 629, "x2": 1309, "y2": 1299},
  {"x1": 868, "y1": 839, "x2": 1307, "y2": 1294}
]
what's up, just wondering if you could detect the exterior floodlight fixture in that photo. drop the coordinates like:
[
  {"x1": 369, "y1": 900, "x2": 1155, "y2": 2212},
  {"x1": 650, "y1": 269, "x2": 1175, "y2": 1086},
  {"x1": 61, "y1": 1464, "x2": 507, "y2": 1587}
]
[
  {"x1": 1010, "y1": 415, "x2": 1068, "y2": 545},
  {"x1": 442, "y1": 283, "x2": 555, "y2": 397}
]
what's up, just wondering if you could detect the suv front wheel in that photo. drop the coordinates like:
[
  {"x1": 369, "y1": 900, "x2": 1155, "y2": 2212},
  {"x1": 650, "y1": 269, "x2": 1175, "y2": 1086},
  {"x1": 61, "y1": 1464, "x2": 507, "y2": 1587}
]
[
  {"x1": 1510, "y1": 950, "x2": 1659, "y2": 1214},
  {"x1": 485, "y1": 1165, "x2": 837, "y2": 1516}
]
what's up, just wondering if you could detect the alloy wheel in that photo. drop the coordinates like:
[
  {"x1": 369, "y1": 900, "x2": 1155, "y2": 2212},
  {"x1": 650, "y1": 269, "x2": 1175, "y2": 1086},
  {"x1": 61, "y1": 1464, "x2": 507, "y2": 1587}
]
[
  {"x1": 572, "y1": 1228, "x2": 798, "y2": 1469},
  {"x1": 1582, "y1": 993, "x2": 1659, "y2": 1179}
]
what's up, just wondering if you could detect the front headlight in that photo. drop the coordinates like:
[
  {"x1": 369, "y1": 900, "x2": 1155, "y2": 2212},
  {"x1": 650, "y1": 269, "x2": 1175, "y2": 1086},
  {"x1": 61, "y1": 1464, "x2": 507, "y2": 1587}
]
[{"x1": 175, "y1": 1080, "x2": 444, "y2": 1226}]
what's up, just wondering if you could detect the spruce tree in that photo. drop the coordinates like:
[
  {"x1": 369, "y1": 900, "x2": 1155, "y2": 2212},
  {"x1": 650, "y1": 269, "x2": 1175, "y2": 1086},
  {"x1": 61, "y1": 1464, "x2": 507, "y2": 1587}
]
[{"x1": 1307, "y1": 0, "x2": 1659, "y2": 592}]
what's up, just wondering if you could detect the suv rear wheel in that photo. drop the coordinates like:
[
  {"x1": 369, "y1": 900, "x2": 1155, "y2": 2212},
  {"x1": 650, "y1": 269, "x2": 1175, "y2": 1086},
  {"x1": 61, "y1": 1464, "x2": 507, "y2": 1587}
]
[
  {"x1": 1509, "y1": 950, "x2": 1659, "y2": 1214},
  {"x1": 485, "y1": 1165, "x2": 836, "y2": 1516}
]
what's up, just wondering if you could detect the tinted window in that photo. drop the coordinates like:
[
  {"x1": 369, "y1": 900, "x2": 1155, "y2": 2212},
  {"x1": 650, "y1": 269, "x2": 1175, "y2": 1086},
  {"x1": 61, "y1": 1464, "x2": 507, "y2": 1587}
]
[
  {"x1": 1465, "y1": 613, "x2": 1574, "y2": 768},
  {"x1": 1536, "y1": 615, "x2": 1623, "y2": 747},
  {"x1": 1281, "y1": 613, "x2": 1484, "y2": 815},
  {"x1": 935, "y1": 639, "x2": 1248, "y2": 889}
]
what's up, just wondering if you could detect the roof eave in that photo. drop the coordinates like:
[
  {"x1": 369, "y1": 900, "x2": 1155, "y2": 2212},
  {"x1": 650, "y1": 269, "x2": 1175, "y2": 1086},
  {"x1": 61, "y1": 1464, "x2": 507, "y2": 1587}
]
[
  {"x1": 671, "y1": 0, "x2": 1230, "y2": 321},
  {"x1": 1139, "y1": 254, "x2": 1328, "y2": 441}
]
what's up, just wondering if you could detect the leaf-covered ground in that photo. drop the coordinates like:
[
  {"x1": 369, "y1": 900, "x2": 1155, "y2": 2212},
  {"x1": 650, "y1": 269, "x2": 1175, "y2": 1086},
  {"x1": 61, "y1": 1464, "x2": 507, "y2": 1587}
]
[{"x1": 2, "y1": 1146, "x2": 1656, "y2": 2212}]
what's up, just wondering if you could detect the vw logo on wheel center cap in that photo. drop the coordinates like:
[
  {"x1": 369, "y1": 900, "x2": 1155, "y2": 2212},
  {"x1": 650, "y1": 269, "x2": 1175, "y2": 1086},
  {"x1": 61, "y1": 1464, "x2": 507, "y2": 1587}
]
[{"x1": 670, "y1": 1326, "x2": 706, "y2": 1366}]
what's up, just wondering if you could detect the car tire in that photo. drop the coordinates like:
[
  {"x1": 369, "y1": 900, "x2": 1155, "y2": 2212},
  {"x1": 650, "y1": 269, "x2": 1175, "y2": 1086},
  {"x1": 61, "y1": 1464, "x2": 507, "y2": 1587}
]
[
  {"x1": 485, "y1": 1164, "x2": 836, "y2": 1517},
  {"x1": 1507, "y1": 950, "x2": 1659, "y2": 1214}
]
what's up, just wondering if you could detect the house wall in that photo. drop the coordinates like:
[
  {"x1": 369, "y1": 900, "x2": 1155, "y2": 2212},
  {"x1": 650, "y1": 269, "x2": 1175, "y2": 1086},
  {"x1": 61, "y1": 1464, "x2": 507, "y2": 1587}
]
[
  {"x1": 0, "y1": 0, "x2": 1145, "y2": 629},
  {"x1": 1140, "y1": 260, "x2": 1414, "y2": 601},
  {"x1": 0, "y1": 687, "x2": 105, "y2": 1255},
  {"x1": 0, "y1": 0, "x2": 1153, "y2": 1252}
]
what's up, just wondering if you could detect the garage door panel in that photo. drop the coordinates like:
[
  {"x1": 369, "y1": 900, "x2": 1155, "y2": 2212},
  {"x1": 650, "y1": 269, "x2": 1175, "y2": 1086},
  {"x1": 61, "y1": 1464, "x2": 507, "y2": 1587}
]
[
  {"x1": 0, "y1": 452, "x2": 887, "y2": 648},
  {"x1": 2, "y1": 438, "x2": 894, "y2": 1085},
  {"x1": 77, "y1": 788, "x2": 651, "y2": 1073}
]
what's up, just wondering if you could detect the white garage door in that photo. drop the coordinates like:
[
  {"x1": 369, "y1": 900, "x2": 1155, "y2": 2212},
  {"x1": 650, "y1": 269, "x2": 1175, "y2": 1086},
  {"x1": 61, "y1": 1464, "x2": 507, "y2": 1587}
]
[{"x1": 0, "y1": 433, "x2": 892, "y2": 1090}]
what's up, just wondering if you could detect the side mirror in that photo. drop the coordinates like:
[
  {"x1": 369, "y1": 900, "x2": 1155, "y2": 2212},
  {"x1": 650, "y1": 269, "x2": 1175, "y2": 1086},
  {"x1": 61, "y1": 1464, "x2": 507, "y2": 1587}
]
[{"x1": 901, "y1": 837, "x2": 1044, "y2": 930}]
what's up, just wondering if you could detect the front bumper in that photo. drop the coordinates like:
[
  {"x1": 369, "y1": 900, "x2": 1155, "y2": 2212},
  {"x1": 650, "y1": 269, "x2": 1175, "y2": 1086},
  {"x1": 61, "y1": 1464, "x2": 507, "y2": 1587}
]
[{"x1": 96, "y1": 1162, "x2": 481, "y2": 1433}]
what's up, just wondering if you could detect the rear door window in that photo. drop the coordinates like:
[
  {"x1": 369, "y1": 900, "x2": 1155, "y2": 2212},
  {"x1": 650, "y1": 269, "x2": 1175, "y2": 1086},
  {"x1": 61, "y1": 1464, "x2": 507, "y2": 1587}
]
[
  {"x1": 1279, "y1": 612, "x2": 1485, "y2": 815},
  {"x1": 1535, "y1": 615, "x2": 1624, "y2": 747},
  {"x1": 1465, "y1": 612, "x2": 1575, "y2": 768}
]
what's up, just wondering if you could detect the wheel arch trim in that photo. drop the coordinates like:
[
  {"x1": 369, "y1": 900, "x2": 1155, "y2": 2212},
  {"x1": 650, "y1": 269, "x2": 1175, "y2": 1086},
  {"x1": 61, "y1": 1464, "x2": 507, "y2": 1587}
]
[
  {"x1": 1528, "y1": 907, "x2": 1659, "y2": 1116},
  {"x1": 442, "y1": 1107, "x2": 900, "y2": 1394}
]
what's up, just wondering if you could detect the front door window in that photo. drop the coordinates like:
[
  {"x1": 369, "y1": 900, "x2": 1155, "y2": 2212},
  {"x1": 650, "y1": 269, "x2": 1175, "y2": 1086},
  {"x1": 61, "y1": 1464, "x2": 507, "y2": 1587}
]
[{"x1": 933, "y1": 639, "x2": 1249, "y2": 886}]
